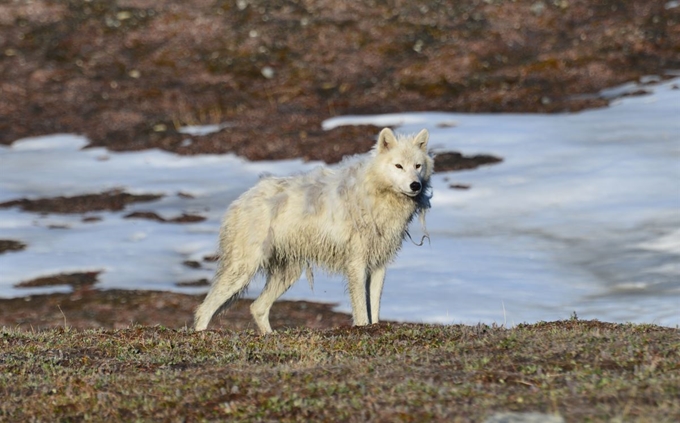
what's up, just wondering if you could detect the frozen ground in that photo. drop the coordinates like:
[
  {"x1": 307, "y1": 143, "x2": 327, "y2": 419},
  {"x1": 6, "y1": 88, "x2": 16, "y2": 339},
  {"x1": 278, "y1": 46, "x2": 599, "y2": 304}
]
[{"x1": 1, "y1": 78, "x2": 678, "y2": 327}]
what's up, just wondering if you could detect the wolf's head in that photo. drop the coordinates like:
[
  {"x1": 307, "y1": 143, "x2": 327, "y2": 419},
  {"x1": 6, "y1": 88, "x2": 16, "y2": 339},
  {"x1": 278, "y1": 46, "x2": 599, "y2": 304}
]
[{"x1": 373, "y1": 127, "x2": 433, "y2": 203}]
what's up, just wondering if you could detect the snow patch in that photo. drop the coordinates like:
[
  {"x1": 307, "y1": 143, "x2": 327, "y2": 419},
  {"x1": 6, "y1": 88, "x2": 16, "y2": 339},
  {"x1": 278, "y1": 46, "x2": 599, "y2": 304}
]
[{"x1": 1, "y1": 78, "x2": 678, "y2": 326}]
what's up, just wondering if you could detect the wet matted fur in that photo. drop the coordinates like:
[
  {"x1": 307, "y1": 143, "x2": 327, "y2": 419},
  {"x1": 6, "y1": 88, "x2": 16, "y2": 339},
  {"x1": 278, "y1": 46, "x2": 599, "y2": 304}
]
[{"x1": 194, "y1": 128, "x2": 433, "y2": 333}]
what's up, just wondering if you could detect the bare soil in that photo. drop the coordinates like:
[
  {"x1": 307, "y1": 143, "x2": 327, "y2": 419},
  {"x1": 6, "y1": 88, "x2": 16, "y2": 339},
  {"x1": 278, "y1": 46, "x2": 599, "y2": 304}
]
[
  {"x1": 0, "y1": 189, "x2": 163, "y2": 213},
  {"x1": 1, "y1": 0, "x2": 678, "y2": 165},
  {"x1": 0, "y1": 288, "x2": 351, "y2": 332}
]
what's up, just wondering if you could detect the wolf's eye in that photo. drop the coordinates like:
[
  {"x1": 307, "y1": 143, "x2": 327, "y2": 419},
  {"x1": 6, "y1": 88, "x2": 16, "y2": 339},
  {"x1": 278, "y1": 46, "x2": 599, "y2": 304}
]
[
  {"x1": 395, "y1": 164, "x2": 403, "y2": 169},
  {"x1": 415, "y1": 164, "x2": 422, "y2": 169}
]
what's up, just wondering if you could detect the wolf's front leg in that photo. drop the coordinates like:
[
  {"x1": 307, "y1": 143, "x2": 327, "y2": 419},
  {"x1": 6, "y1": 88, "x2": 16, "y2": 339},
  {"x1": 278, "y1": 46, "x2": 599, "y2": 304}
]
[
  {"x1": 368, "y1": 266, "x2": 386, "y2": 324},
  {"x1": 347, "y1": 260, "x2": 369, "y2": 326}
]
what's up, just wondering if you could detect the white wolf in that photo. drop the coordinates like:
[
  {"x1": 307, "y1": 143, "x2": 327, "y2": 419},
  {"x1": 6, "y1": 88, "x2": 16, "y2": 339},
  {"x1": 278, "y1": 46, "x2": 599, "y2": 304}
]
[{"x1": 194, "y1": 127, "x2": 433, "y2": 334}]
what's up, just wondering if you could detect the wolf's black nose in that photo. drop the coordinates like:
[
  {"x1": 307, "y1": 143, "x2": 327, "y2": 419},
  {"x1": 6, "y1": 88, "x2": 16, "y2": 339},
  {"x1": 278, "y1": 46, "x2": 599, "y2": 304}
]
[{"x1": 410, "y1": 181, "x2": 422, "y2": 192}]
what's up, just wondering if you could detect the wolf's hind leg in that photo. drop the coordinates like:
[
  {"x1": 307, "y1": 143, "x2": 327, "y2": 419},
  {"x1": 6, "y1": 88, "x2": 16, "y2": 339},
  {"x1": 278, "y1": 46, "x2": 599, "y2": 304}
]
[
  {"x1": 194, "y1": 262, "x2": 257, "y2": 331},
  {"x1": 251, "y1": 263, "x2": 302, "y2": 334}
]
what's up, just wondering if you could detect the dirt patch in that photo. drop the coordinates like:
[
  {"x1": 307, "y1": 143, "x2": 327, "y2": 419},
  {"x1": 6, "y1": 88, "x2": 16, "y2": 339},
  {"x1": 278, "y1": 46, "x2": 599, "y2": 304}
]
[
  {"x1": 124, "y1": 211, "x2": 206, "y2": 223},
  {"x1": 0, "y1": 289, "x2": 350, "y2": 331},
  {"x1": 15, "y1": 271, "x2": 102, "y2": 290},
  {"x1": 0, "y1": 189, "x2": 163, "y2": 214},
  {"x1": 434, "y1": 152, "x2": 503, "y2": 172},
  {"x1": 176, "y1": 278, "x2": 209, "y2": 287},
  {"x1": 1, "y1": 0, "x2": 677, "y2": 164},
  {"x1": 0, "y1": 239, "x2": 26, "y2": 254}
]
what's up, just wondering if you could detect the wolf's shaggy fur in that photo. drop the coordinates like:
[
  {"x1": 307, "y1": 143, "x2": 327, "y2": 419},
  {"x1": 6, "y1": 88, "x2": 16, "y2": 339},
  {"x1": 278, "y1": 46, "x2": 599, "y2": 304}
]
[{"x1": 194, "y1": 128, "x2": 433, "y2": 333}]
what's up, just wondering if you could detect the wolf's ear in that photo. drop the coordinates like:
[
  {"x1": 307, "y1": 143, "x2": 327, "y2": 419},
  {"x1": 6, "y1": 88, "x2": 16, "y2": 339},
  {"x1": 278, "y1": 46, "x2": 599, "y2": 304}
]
[
  {"x1": 413, "y1": 129, "x2": 429, "y2": 152},
  {"x1": 377, "y1": 128, "x2": 397, "y2": 153}
]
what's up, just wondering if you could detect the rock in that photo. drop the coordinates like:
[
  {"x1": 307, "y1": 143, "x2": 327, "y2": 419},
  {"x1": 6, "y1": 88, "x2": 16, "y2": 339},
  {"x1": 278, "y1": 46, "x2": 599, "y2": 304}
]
[{"x1": 484, "y1": 412, "x2": 565, "y2": 423}]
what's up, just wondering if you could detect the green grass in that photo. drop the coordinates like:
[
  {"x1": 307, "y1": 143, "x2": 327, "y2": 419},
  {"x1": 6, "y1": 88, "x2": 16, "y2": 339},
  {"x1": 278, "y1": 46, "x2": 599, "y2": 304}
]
[{"x1": 1, "y1": 320, "x2": 678, "y2": 422}]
